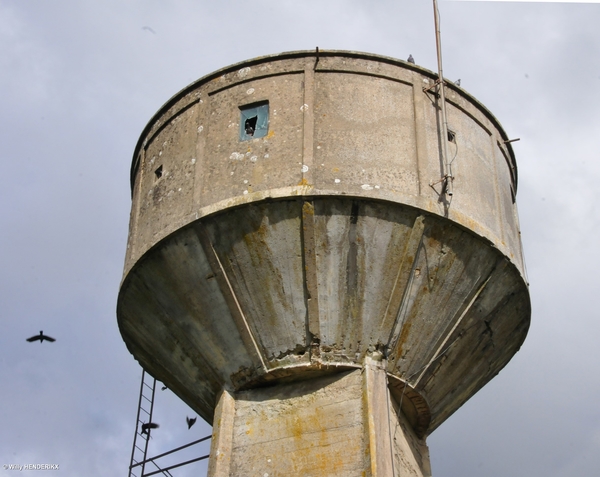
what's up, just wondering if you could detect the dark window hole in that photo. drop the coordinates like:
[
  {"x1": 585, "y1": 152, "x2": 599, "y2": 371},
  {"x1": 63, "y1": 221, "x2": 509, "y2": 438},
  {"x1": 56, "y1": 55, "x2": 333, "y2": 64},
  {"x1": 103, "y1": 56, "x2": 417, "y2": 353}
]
[
  {"x1": 245, "y1": 116, "x2": 257, "y2": 136},
  {"x1": 447, "y1": 130, "x2": 456, "y2": 143},
  {"x1": 155, "y1": 165, "x2": 163, "y2": 179}
]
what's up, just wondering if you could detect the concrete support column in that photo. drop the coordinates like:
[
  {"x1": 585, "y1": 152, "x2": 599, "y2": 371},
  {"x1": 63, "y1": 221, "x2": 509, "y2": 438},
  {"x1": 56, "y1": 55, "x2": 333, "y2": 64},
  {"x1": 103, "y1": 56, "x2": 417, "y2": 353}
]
[
  {"x1": 364, "y1": 354, "x2": 395, "y2": 476},
  {"x1": 206, "y1": 363, "x2": 431, "y2": 477},
  {"x1": 207, "y1": 389, "x2": 235, "y2": 477},
  {"x1": 364, "y1": 355, "x2": 431, "y2": 477}
]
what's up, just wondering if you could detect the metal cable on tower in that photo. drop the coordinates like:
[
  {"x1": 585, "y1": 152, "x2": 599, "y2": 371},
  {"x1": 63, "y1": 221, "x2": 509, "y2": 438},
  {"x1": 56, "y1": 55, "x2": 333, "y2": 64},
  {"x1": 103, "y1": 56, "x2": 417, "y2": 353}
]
[{"x1": 433, "y1": 0, "x2": 454, "y2": 197}]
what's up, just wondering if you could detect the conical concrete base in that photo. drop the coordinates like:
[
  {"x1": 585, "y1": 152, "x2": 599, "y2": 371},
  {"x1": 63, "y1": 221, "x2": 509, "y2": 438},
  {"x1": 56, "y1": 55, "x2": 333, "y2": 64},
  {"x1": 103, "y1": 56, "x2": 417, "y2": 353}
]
[{"x1": 208, "y1": 356, "x2": 431, "y2": 477}]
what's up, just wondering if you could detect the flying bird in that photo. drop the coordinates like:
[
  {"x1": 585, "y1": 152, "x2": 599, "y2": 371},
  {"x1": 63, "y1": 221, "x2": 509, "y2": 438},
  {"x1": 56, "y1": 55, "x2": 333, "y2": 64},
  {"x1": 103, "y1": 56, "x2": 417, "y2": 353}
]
[
  {"x1": 407, "y1": 54, "x2": 415, "y2": 64},
  {"x1": 142, "y1": 26, "x2": 156, "y2": 34},
  {"x1": 26, "y1": 331, "x2": 56, "y2": 343},
  {"x1": 186, "y1": 416, "x2": 197, "y2": 429},
  {"x1": 141, "y1": 422, "x2": 159, "y2": 435}
]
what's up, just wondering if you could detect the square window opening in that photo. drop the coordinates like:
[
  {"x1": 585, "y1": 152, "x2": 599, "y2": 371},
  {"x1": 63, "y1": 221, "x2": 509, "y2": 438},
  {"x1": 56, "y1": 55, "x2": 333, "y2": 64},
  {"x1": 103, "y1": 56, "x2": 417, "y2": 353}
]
[{"x1": 240, "y1": 102, "x2": 269, "y2": 141}]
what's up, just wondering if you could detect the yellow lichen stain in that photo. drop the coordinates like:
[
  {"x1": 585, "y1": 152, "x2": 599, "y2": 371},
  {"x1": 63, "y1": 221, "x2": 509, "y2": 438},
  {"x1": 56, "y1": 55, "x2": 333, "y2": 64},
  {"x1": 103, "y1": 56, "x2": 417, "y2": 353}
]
[
  {"x1": 267, "y1": 130, "x2": 275, "y2": 139},
  {"x1": 290, "y1": 415, "x2": 304, "y2": 440},
  {"x1": 302, "y1": 202, "x2": 315, "y2": 216},
  {"x1": 332, "y1": 167, "x2": 339, "y2": 172},
  {"x1": 278, "y1": 407, "x2": 358, "y2": 474},
  {"x1": 395, "y1": 321, "x2": 412, "y2": 358},
  {"x1": 298, "y1": 178, "x2": 311, "y2": 187}
]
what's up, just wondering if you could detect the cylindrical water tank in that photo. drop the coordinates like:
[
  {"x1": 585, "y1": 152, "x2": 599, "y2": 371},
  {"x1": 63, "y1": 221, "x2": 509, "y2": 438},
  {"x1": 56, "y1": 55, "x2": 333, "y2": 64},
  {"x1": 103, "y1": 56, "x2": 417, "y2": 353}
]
[{"x1": 118, "y1": 50, "x2": 530, "y2": 441}]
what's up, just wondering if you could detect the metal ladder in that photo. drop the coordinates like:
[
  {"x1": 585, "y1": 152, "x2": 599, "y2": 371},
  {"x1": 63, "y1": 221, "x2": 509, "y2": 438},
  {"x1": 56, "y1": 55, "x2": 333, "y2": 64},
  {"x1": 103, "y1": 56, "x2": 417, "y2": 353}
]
[{"x1": 128, "y1": 370, "x2": 173, "y2": 477}]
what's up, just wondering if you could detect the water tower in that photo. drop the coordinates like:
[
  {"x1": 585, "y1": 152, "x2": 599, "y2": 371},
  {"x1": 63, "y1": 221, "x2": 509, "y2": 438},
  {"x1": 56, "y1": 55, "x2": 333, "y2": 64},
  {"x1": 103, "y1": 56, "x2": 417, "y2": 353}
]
[{"x1": 117, "y1": 50, "x2": 530, "y2": 476}]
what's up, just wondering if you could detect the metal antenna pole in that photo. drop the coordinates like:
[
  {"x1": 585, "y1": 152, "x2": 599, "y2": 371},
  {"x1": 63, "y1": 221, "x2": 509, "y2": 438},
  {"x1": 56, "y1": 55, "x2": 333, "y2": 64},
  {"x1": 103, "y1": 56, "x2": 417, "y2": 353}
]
[{"x1": 433, "y1": 0, "x2": 453, "y2": 196}]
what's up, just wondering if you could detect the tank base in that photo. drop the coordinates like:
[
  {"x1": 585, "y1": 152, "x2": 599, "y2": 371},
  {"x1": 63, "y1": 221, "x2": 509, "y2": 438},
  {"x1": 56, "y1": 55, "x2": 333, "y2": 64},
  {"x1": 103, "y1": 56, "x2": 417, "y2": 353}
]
[{"x1": 208, "y1": 356, "x2": 431, "y2": 477}]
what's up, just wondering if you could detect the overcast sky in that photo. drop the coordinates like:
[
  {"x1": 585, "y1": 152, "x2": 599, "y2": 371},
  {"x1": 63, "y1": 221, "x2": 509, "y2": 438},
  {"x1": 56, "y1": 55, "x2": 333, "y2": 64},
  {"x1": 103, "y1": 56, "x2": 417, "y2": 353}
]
[{"x1": 1, "y1": 1, "x2": 599, "y2": 476}]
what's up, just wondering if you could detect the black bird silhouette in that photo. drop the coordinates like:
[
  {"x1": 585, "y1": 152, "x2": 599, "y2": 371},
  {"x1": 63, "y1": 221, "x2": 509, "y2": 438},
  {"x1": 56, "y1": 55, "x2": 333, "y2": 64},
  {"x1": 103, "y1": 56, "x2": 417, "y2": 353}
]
[
  {"x1": 186, "y1": 416, "x2": 197, "y2": 429},
  {"x1": 26, "y1": 331, "x2": 56, "y2": 343},
  {"x1": 141, "y1": 422, "x2": 159, "y2": 435},
  {"x1": 407, "y1": 54, "x2": 415, "y2": 64}
]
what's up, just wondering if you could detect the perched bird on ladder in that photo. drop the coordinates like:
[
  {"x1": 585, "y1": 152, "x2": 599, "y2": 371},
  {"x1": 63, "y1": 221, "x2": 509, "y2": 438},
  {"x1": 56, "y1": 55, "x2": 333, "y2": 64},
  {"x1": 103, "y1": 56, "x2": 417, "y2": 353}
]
[
  {"x1": 26, "y1": 331, "x2": 56, "y2": 343},
  {"x1": 186, "y1": 416, "x2": 197, "y2": 429},
  {"x1": 407, "y1": 54, "x2": 415, "y2": 64},
  {"x1": 141, "y1": 422, "x2": 159, "y2": 436}
]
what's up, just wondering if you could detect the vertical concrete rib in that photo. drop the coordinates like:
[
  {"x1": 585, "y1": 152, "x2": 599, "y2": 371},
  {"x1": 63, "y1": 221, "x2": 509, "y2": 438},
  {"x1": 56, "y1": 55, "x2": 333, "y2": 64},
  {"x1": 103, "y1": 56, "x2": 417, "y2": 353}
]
[
  {"x1": 301, "y1": 201, "x2": 320, "y2": 342},
  {"x1": 301, "y1": 64, "x2": 316, "y2": 185},
  {"x1": 195, "y1": 224, "x2": 267, "y2": 371},
  {"x1": 382, "y1": 215, "x2": 426, "y2": 348},
  {"x1": 412, "y1": 73, "x2": 428, "y2": 195},
  {"x1": 193, "y1": 94, "x2": 208, "y2": 209}
]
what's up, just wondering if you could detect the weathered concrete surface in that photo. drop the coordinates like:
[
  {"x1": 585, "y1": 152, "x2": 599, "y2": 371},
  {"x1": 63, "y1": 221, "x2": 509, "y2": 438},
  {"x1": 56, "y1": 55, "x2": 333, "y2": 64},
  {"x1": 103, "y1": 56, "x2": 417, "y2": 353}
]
[
  {"x1": 123, "y1": 51, "x2": 524, "y2": 278},
  {"x1": 117, "y1": 50, "x2": 530, "y2": 472},
  {"x1": 118, "y1": 197, "x2": 529, "y2": 431},
  {"x1": 207, "y1": 362, "x2": 430, "y2": 477}
]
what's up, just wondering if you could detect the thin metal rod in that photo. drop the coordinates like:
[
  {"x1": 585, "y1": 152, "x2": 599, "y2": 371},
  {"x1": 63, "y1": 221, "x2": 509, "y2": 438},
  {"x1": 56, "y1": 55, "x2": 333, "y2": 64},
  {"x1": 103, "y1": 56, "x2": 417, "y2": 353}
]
[
  {"x1": 146, "y1": 459, "x2": 174, "y2": 477},
  {"x1": 142, "y1": 455, "x2": 211, "y2": 477},
  {"x1": 131, "y1": 435, "x2": 212, "y2": 468},
  {"x1": 433, "y1": 0, "x2": 453, "y2": 196}
]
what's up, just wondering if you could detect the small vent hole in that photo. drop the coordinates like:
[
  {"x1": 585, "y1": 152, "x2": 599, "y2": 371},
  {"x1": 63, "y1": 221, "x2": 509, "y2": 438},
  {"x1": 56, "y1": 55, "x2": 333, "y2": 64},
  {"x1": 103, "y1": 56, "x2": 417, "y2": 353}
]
[
  {"x1": 447, "y1": 130, "x2": 456, "y2": 143},
  {"x1": 154, "y1": 165, "x2": 163, "y2": 179}
]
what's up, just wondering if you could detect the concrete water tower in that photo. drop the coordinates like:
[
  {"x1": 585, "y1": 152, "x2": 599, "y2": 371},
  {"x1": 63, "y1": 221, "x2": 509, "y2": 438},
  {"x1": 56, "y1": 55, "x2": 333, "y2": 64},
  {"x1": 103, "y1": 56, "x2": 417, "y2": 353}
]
[{"x1": 118, "y1": 50, "x2": 530, "y2": 476}]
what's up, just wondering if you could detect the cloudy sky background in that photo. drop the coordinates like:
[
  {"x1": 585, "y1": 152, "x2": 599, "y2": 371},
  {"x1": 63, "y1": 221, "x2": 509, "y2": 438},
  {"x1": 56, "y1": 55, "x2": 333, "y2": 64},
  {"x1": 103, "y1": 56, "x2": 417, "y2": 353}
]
[{"x1": 1, "y1": 1, "x2": 599, "y2": 476}]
